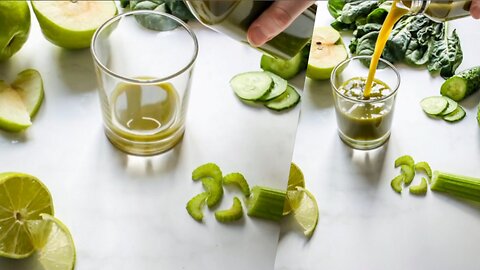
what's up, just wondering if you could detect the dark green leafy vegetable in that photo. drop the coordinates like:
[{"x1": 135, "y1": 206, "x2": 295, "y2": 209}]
[
  {"x1": 329, "y1": 0, "x2": 463, "y2": 76},
  {"x1": 125, "y1": 0, "x2": 195, "y2": 31},
  {"x1": 427, "y1": 29, "x2": 463, "y2": 79}
]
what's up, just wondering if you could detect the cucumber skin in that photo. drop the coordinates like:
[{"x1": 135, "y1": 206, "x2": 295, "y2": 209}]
[{"x1": 441, "y1": 66, "x2": 480, "y2": 101}]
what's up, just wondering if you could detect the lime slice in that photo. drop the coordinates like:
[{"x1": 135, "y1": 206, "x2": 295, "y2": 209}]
[
  {"x1": 283, "y1": 162, "x2": 305, "y2": 215},
  {"x1": 0, "y1": 172, "x2": 54, "y2": 258},
  {"x1": 290, "y1": 187, "x2": 319, "y2": 237},
  {"x1": 27, "y1": 214, "x2": 76, "y2": 270}
]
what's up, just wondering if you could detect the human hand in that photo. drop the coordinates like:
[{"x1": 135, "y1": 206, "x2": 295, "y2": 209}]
[
  {"x1": 247, "y1": 0, "x2": 314, "y2": 47},
  {"x1": 472, "y1": 0, "x2": 480, "y2": 19}
]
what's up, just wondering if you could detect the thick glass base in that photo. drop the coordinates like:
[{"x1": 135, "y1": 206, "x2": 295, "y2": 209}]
[
  {"x1": 338, "y1": 130, "x2": 391, "y2": 150},
  {"x1": 104, "y1": 125, "x2": 185, "y2": 156}
]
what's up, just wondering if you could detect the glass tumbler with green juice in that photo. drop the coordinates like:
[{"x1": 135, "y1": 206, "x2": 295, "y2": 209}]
[
  {"x1": 91, "y1": 11, "x2": 198, "y2": 156},
  {"x1": 184, "y1": 0, "x2": 316, "y2": 60},
  {"x1": 331, "y1": 56, "x2": 401, "y2": 150}
]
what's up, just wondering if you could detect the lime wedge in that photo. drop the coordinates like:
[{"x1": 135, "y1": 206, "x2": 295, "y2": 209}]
[
  {"x1": 283, "y1": 163, "x2": 305, "y2": 215},
  {"x1": 0, "y1": 173, "x2": 54, "y2": 258},
  {"x1": 27, "y1": 214, "x2": 76, "y2": 270},
  {"x1": 290, "y1": 187, "x2": 319, "y2": 237}
]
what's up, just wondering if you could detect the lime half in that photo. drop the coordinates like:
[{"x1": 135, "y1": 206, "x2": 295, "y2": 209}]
[
  {"x1": 290, "y1": 187, "x2": 319, "y2": 237},
  {"x1": 27, "y1": 214, "x2": 76, "y2": 270},
  {"x1": 0, "y1": 173, "x2": 54, "y2": 258},
  {"x1": 283, "y1": 163, "x2": 305, "y2": 215}
]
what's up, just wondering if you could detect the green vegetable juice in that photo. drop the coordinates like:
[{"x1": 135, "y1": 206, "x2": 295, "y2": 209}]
[
  {"x1": 184, "y1": 0, "x2": 315, "y2": 60},
  {"x1": 103, "y1": 80, "x2": 184, "y2": 155},
  {"x1": 336, "y1": 77, "x2": 394, "y2": 141},
  {"x1": 401, "y1": 0, "x2": 472, "y2": 21}
]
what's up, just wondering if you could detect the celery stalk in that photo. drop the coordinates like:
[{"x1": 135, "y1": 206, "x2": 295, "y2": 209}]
[
  {"x1": 431, "y1": 171, "x2": 480, "y2": 202},
  {"x1": 247, "y1": 186, "x2": 286, "y2": 221}
]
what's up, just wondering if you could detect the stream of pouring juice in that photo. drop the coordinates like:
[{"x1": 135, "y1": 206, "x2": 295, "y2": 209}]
[{"x1": 363, "y1": 0, "x2": 408, "y2": 97}]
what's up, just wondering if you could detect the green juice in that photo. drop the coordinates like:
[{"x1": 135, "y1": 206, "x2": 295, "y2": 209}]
[
  {"x1": 102, "y1": 81, "x2": 185, "y2": 155},
  {"x1": 335, "y1": 77, "x2": 395, "y2": 141},
  {"x1": 185, "y1": 0, "x2": 315, "y2": 60}
]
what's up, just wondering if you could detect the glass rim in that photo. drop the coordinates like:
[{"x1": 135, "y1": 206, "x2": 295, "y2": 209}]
[
  {"x1": 91, "y1": 10, "x2": 199, "y2": 84},
  {"x1": 330, "y1": 56, "x2": 401, "y2": 103}
]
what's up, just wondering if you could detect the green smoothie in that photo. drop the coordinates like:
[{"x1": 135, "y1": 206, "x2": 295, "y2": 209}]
[
  {"x1": 185, "y1": 0, "x2": 315, "y2": 60},
  {"x1": 335, "y1": 77, "x2": 395, "y2": 141}
]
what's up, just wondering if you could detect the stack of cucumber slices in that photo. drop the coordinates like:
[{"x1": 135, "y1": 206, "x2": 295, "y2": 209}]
[
  {"x1": 230, "y1": 71, "x2": 301, "y2": 112},
  {"x1": 420, "y1": 96, "x2": 466, "y2": 122}
]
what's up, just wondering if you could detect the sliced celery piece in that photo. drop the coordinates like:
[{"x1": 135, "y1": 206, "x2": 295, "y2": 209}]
[
  {"x1": 391, "y1": 174, "x2": 404, "y2": 193},
  {"x1": 409, "y1": 177, "x2": 428, "y2": 195},
  {"x1": 186, "y1": 192, "x2": 208, "y2": 222},
  {"x1": 214, "y1": 197, "x2": 243, "y2": 223},
  {"x1": 192, "y1": 163, "x2": 222, "y2": 183},
  {"x1": 394, "y1": 155, "x2": 414, "y2": 168},
  {"x1": 247, "y1": 186, "x2": 286, "y2": 221},
  {"x1": 223, "y1": 172, "x2": 250, "y2": 197},
  {"x1": 202, "y1": 177, "x2": 223, "y2": 208},
  {"x1": 401, "y1": 165, "x2": 415, "y2": 186}
]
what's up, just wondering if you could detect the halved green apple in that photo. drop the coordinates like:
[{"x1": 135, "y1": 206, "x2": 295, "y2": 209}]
[
  {"x1": 306, "y1": 26, "x2": 348, "y2": 81},
  {"x1": 0, "y1": 81, "x2": 32, "y2": 132},
  {"x1": 31, "y1": 1, "x2": 117, "y2": 49},
  {"x1": 12, "y1": 69, "x2": 44, "y2": 118}
]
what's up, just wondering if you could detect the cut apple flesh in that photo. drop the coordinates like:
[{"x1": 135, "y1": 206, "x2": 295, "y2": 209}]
[
  {"x1": 306, "y1": 26, "x2": 348, "y2": 80},
  {"x1": 0, "y1": 82, "x2": 32, "y2": 132},
  {"x1": 32, "y1": 1, "x2": 116, "y2": 32},
  {"x1": 12, "y1": 69, "x2": 44, "y2": 118},
  {"x1": 311, "y1": 26, "x2": 341, "y2": 45}
]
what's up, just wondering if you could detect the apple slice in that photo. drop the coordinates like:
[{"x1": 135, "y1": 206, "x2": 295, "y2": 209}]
[
  {"x1": 31, "y1": 1, "x2": 117, "y2": 49},
  {"x1": 306, "y1": 26, "x2": 348, "y2": 81},
  {"x1": 12, "y1": 69, "x2": 44, "y2": 118},
  {"x1": 0, "y1": 81, "x2": 32, "y2": 132}
]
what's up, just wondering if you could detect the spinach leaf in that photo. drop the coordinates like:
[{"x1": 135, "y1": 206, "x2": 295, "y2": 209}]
[
  {"x1": 428, "y1": 29, "x2": 463, "y2": 78},
  {"x1": 164, "y1": 0, "x2": 195, "y2": 21},
  {"x1": 328, "y1": 0, "x2": 347, "y2": 19},
  {"x1": 336, "y1": 1, "x2": 379, "y2": 24},
  {"x1": 127, "y1": 0, "x2": 195, "y2": 31}
]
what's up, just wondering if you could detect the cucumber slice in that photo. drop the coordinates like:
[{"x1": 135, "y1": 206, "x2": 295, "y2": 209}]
[
  {"x1": 394, "y1": 155, "x2": 414, "y2": 168},
  {"x1": 223, "y1": 173, "x2": 250, "y2": 197},
  {"x1": 214, "y1": 197, "x2": 243, "y2": 223},
  {"x1": 443, "y1": 106, "x2": 466, "y2": 122},
  {"x1": 415, "y1": 161, "x2": 432, "y2": 181},
  {"x1": 258, "y1": 72, "x2": 288, "y2": 101},
  {"x1": 420, "y1": 96, "x2": 448, "y2": 115},
  {"x1": 409, "y1": 177, "x2": 428, "y2": 195},
  {"x1": 401, "y1": 165, "x2": 415, "y2": 186},
  {"x1": 260, "y1": 52, "x2": 303, "y2": 80},
  {"x1": 230, "y1": 72, "x2": 273, "y2": 101},
  {"x1": 440, "y1": 97, "x2": 458, "y2": 116},
  {"x1": 265, "y1": 85, "x2": 301, "y2": 111},
  {"x1": 192, "y1": 163, "x2": 223, "y2": 183},
  {"x1": 202, "y1": 177, "x2": 223, "y2": 208},
  {"x1": 390, "y1": 174, "x2": 404, "y2": 193},
  {"x1": 186, "y1": 192, "x2": 208, "y2": 222}
]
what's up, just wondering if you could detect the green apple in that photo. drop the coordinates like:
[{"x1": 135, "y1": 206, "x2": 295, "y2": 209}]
[
  {"x1": 12, "y1": 69, "x2": 44, "y2": 118},
  {"x1": 31, "y1": 1, "x2": 117, "y2": 49},
  {"x1": 0, "y1": 1, "x2": 31, "y2": 61},
  {"x1": 306, "y1": 26, "x2": 348, "y2": 81},
  {"x1": 0, "y1": 81, "x2": 32, "y2": 132}
]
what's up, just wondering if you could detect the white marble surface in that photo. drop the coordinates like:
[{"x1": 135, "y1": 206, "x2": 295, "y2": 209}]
[
  {"x1": 275, "y1": 3, "x2": 480, "y2": 270},
  {"x1": 0, "y1": 6, "x2": 306, "y2": 270}
]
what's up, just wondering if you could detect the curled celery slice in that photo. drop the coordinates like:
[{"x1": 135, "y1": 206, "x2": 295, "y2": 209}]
[
  {"x1": 391, "y1": 174, "x2": 404, "y2": 193},
  {"x1": 394, "y1": 155, "x2": 414, "y2": 168},
  {"x1": 415, "y1": 161, "x2": 432, "y2": 181},
  {"x1": 192, "y1": 163, "x2": 222, "y2": 183},
  {"x1": 223, "y1": 173, "x2": 251, "y2": 197},
  {"x1": 215, "y1": 197, "x2": 243, "y2": 223},
  {"x1": 202, "y1": 177, "x2": 223, "y2": 208},
  {"x1": 401, "y1": 165, "x2": 415, "y2": 186},
  {"x1": 186, "y1": 193, "x2": 208, "y2": 222},
  {"x1": 409, "y1": 177, "x2": 428, "y2": 195}
]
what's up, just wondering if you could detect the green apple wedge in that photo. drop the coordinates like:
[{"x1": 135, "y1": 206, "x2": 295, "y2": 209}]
[
  {"x1": 0, "y1": 81, "x2": 32, "y2": 132},
  {"x1": 0, "y1": 1, "x2": 31, "y2": 61},
  {"x1": 12, "y1": 69, "x2": 44, "y2": 118},
  {"x1": 306, "y1": 26, "x2": 348, "y2": 81},
  {"x1": 31, "y1": 1, "x2": 117, "y2": 49}
]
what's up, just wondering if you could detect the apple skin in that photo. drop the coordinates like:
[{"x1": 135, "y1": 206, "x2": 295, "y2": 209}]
[
  {"x1": 31, "y1": 1, "x2": 117, "y2": 50},
  {"x1": 0, "y1": 1, "x2": 31, "y2": 61}
]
